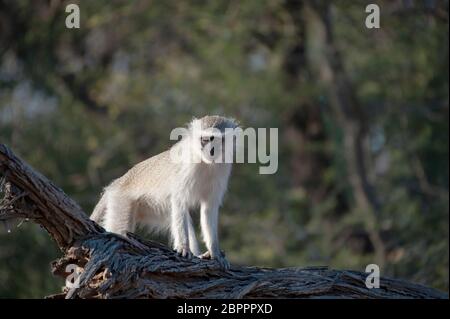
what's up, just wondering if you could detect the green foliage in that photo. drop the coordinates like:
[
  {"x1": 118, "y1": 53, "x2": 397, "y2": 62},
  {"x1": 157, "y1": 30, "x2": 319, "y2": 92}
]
[{"x1": 0, "y1": 0, "x2": 448, "y2": 297}]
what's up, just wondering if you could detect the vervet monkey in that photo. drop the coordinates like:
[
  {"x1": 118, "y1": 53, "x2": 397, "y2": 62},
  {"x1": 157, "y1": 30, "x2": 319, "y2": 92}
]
[{"x1": 90, "y1": 115, "x2": 238, "y2": 269}]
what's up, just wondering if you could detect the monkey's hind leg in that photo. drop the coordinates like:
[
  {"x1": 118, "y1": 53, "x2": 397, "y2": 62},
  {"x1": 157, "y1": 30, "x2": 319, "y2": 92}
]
[
  {"x1": 170, "y1": 200, "x2": 193, "y2": 259},
  {"x1": 90, "y1": 193, "x2": 107, "y2": 224},
  {"x1": 103, "y1": 192, "x2": 136, "y2": 237}
]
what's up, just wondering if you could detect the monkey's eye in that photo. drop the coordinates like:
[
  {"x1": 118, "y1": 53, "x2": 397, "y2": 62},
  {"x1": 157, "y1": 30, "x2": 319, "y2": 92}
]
[
  {"x1": 201, "y1": 137, "x2": 210, "y2": 146},
  {"x1": 209, "y1": 136, "x2": 215, "y2": 141}
]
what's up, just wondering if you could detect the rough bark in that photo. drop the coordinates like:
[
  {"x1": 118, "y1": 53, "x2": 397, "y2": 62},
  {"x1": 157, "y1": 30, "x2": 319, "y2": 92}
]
[{"x1": 0, "y1": 144, "x2": 447, "y2": 299}]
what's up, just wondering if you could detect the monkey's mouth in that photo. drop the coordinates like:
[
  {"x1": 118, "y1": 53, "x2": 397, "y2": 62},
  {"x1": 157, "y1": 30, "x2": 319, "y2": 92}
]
[{"x1": 200, "y1": 146, "x2": 222, "y2": 164}]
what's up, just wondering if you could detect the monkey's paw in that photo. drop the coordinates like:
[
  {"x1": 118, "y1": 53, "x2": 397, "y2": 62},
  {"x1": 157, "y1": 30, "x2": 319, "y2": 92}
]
[
  {"x1": 200, "y1": 250, "x2": 230, "y2": 270},
  {"x1": 175, "y1": 246, "x2": 193, "y2": 259}
]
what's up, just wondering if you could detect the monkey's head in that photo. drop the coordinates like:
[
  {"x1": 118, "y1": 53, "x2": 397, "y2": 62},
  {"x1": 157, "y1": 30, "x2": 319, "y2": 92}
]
[{"x1": 190, "y1": 115, "x2": 238, "y2": 164}]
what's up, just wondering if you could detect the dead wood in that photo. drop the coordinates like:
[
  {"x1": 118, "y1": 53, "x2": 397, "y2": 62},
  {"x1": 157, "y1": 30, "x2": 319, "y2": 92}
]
[{"x1": 0, "y1": 144, "x2": 446, "y2": 299}]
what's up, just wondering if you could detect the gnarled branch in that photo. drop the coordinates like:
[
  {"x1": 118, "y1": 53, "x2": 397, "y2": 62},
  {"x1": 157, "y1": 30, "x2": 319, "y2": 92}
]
[{"x1": 0, "y1": 144, "x2": 446, "y2": 299}]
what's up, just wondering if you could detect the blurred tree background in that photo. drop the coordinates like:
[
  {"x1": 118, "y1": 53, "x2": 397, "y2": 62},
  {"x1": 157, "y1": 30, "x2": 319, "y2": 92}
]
[{"x1": 0, "y1": 0, "x2": 448, "y2": 297}]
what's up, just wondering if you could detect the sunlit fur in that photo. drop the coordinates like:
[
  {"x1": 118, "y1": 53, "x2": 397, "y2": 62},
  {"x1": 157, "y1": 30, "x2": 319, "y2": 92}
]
[{"x1": 90, "y1": 115, "x2": 237, "y2": 269}]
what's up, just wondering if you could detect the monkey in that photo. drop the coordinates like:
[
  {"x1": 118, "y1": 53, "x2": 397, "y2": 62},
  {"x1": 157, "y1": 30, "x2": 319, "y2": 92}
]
[{"x1": 90, "y1": 115, "x2": 238, "y2": 269}]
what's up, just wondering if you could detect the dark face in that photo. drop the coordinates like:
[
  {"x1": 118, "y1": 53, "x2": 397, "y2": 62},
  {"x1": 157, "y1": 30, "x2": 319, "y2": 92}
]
[
  {"x1": 200, "y1": 131, "x2": 238, "y2": 164},
  {"x1": 201, "y1": 134, "x2": 221, "y2": 157},
  {"x1": 197, "y1": 116, "x2": 238, "y2": 163}
]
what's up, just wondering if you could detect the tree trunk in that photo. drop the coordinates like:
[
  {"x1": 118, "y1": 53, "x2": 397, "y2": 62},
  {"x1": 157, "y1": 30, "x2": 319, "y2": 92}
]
[
  {"x1": 303, "y1": 1, "x2": 387, "y2": 267},
  {"x1": 0, "y1": 144, "x2": 446, "y2": 299}
]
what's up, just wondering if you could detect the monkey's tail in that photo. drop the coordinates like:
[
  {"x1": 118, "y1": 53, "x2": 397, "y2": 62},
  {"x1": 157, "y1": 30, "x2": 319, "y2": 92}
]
[{"x1": 90, "y1": 192, "x2": 107, "y2": 225}]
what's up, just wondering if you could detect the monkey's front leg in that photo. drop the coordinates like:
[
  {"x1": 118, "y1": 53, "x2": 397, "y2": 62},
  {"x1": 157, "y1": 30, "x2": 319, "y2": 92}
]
[
  {"x1": 200, "y1": 203, "x2": 230, "y2": 270},
  {"x1": 170, "y1": 201, "x2": 193, "y2": 259}
]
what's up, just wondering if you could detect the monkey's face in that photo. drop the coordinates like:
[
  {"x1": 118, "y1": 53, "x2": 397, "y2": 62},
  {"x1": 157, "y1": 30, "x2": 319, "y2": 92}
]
[
  {"x1": 192, "y1": 116, "x2": 238, "y2": 164},
  {"x1": 199, "y1": 131, "x2": 229, "y2": 164},
  {"x1": 200, "y1": 134, "x2": 218, "y2": 157}
]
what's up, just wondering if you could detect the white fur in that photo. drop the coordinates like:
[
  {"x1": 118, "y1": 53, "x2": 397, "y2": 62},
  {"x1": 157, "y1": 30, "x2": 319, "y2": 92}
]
[{"x1": 91, "y1": 116, "x2": 235, "y2": 268}]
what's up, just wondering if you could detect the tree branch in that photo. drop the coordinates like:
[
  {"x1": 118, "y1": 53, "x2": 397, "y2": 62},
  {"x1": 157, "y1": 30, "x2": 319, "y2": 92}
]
[{"x1": 0, "y1": 144, "x2": 446, "y2": 299}]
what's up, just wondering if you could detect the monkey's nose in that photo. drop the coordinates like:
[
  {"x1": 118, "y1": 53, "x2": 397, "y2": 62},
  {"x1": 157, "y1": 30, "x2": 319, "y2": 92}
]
[{"x1": 210, "y1": 148, "x2": 215, "y2": 156}]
